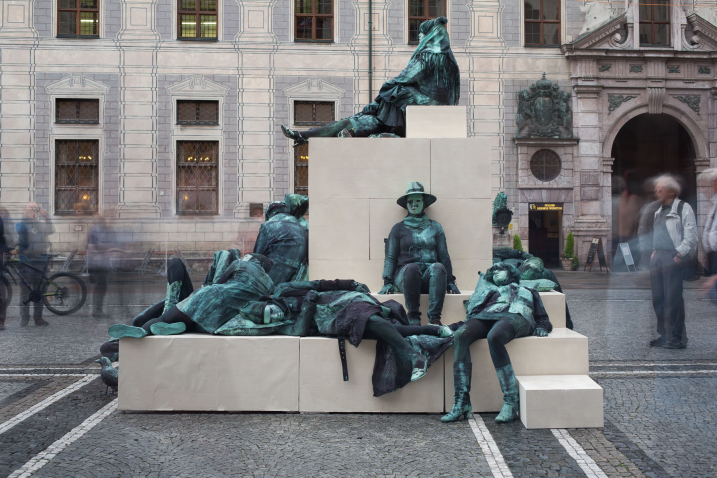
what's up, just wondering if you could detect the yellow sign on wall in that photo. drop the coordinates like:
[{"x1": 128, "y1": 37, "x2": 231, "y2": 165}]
[{"x1": 529, "y1": 203, "x2": 563, "y2": 211}]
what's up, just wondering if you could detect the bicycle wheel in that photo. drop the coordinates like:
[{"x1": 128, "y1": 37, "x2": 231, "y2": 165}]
[
  {"x1": 42, "y1": 272, "x2": 86, "y2": 315},
  {"x1": 0, "y1": 275, "x2": 12, "y2": 312}
]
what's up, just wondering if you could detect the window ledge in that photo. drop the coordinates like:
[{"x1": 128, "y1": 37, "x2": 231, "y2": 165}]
[
  {"x1": 56, "y1": 35, "x2": 101, "y2": 39},
  {"x1": 294, "y1": 40, "x2": 335, "y2": 44},
  {"x1": 177, "y1": 37, "x2": 219, "y2": 42}
]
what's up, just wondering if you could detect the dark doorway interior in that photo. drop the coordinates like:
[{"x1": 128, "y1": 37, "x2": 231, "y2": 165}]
[
  {"x1": 610, "y1": 114, "x2": 696, "y2": 268},
  {"x1": 529, "y1": 205, "x2": 562, "y2": 267}
]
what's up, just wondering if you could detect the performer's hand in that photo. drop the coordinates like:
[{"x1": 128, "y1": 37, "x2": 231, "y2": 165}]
[
  {"x1": 651, "y1": 251, "x2": 656, "y2": 260},
  {"x1": 533, "y1": 327, "x2": 549, "y2": 337},
  {"x1": 447, "y1": 283, "x2": 460, "y2": 294},
  {"x1": 674, "y1": 253, "x2": 683, "y2": 264},
  {"x1": 352, "y1": 281, "x2": 371, "y2": 294},
  {"x1": 378, "y1": 284, "x2": 393, "y2": 295}
]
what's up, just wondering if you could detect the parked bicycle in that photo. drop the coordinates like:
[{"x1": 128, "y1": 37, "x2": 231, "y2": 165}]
[{"x1": 0, "y1": 253, "x2": 86, "y2": 315}]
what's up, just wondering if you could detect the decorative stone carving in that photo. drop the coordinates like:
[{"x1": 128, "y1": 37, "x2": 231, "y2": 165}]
[
  {"x1": 693, "y1": 7, "x2": 717, "y2": 27},
  {"x1": 492, "y1": 192, "x2": 513, "y2": 232},
  {"x1": 647, "y1": 88, "x2": 666, "y2": 114},
  {"x1": 516, "y1": 74, "x2": 573, "y2": 139},
  {"x1": 607, "y1": 94, "x2": 636, "y2": 114},
  {"x1": 667, "y1": 66, "x2": 681, "y2": 74},
  {"x1": 699, "y1": 66, "x2": 711, "y2": 74},
  {"x1": 530, "y1": 149, "x2": 562, "y2": 181},
  {"x1": 598, "y1": 64, "x2": 611, "y2": 72},
  {"x1": 579, "y1": 1, "x2": 616, "y2": 36},
  {"x1": 630, "y1": 65, "x2": 643, "y2": 73},
  {"x1": 673, "y1": 95, "x2": 701, "y2": 114}
]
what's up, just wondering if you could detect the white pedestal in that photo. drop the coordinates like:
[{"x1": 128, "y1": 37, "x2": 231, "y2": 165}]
[
  {"x1": 517, "y1": 375, "x2": 604, "y2": 429},
  {"x1": 406, "y1": 105, "x2": 468, "y2": 138}
]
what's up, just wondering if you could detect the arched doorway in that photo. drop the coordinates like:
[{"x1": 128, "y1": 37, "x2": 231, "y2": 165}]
[{"x1": 610, "y1": 114, "x2": 697, "y2": 268}]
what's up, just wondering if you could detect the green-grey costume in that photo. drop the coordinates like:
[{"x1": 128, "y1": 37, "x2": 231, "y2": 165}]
[
  {"x1": 253, "y1": 212, "x2": 308, "y2": 285},
  {"x1": 382, "y1": 182, "x2": 457, "y2": 325}
]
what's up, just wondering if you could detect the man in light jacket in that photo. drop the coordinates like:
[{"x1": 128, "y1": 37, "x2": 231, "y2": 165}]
[
  {"x1": 649, "y1": 175, "x2": 697, "y2": 349},
  {"x1": 701, "y1": 169, "x2": 717, "y2": 276}
]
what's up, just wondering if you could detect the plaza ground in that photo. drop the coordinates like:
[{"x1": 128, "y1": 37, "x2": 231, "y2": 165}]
[{"x1": 0, "y1": 271, "x2": 715, "y2": 477}]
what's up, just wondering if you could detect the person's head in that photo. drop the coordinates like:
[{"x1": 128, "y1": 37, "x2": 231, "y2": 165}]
[
  {"x1": 23, "y1": 202, "x2": 40, "y2": 219},
  {"x1": 519, "y1": 257, "x2": 545, "y2": 281},
  {"x1": 265, "y1": 201, "x2": 288, "y2": 221},
  {"x1": 397, "y1": 181, "x2": 436, "y2": 215},
  {"x1": 485, "y1": 262, "x2": 521, "y2": 287},
  {"x1": 239, "y1": 300, "x2": 285, "y2": 325},
  {"x1": 242, "y1": 253, "x2": 274, "y2": 273},
  {"x1": 700, "y1": 168, "x2": 717, "y2": 193},
  {"x1": 264, "y1": 304, "x2": 284, "y2": 324},
  {"x1": 406, "y1": 193, "x2": 424, "y2": 215},
  {"x1": 654, "y1": 174, "x2": 681, "y2": 205}
]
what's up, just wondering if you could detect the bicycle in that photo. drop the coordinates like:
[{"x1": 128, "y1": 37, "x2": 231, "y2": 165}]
[{"x1": 0, "y1": 253, "x2": 87, "y2": 315}]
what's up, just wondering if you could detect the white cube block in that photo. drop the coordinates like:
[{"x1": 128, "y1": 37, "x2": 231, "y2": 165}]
[
  {"x1": 299, "y1": 337, "x2": 445, "y2": 413},
  {"x1": 517, "y1": 375, "x2": 604, "y2": 429},
  {"x1": 118, "y1": 334, "x2": 300, "y2": 411},
  {"x1": 406, "y1": 105, "x2": 467, "y2": 138}
]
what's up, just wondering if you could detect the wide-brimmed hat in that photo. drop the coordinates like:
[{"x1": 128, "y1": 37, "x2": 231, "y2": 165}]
[{"x1": 397, "y1": 182, "x2": 437, "y2": 209}]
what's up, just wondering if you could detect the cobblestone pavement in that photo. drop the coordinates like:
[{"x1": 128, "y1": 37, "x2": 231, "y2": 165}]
[{"x1": 0, "y1": 278, "x2": 715, "y2": 477}]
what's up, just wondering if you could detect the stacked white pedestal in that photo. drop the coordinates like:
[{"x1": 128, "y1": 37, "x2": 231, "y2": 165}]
[{"x1": 517, "y1": 375, "x2": 604, "y2": 429}]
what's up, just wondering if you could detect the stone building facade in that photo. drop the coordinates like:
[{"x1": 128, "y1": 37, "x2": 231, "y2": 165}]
[{"x1": 1, "y1": 0, "x2": 716, "y2": 266}]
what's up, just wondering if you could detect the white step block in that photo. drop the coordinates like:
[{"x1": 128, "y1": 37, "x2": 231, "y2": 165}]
[
  {"x1": 118, "y1": 335, "x2": 300, "y2": 412},
  {"x1": 406, "y1": 105, "x2": 467, "y2": 138},
  {"x1": 444, "y1": 328, "x2": 588, "y2": 412},
  {"x1": 299, "y1": 337, "x2": 445, "y2": 413},
  {"x1": 517, "y1": 375, "x2": 604, "y2": 429},
  {"x1": 371, "y1": 291, "x2": 566, "y2": 328}
]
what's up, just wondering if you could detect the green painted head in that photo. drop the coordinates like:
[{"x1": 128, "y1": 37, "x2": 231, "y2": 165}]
[
  {"x1": 397, "y1": 181, "x2": 436, "y2": 213},
  {"x1": 485, "y1": 262, "x2": 521, "y2": 287},
  {"x1": 407, "y1": 194, "x2": 424, "y2": 215},
  {"x1": 519, "y1": 257, "x2": 545, "y2": 280}
]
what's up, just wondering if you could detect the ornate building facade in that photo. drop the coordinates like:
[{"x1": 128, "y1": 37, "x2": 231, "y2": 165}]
[{"x1": 0, "y1": 0, "x2": 715, "y2": 266}]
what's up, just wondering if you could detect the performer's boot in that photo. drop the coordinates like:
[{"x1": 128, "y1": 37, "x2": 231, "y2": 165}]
[
  {"x1": 280, "y1": 125, "x2": 308, "y2": 146},
  {"x1": 162, "y1": 281, "x2": 183, "y2": 314},
  {"x1": 495, "y1": 363, "x2": 519, "y2": 423},
  {"x1": 441, "y1": 362, "x2": 472, "y2": 422},
  {"x1": 108, "y1": 324, "x2": 147, "y2": 339},
  {"x1": 150, "y1": 322, "x2": 186, "y2": 336}
]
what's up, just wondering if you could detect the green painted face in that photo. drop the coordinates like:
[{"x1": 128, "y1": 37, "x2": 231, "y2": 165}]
[
  {"x1": 263, "y1": 304, "x2": 284, "y2": 324},
  {"x1": 493, "y1": 270, "x2": 511, "y2": 286},
  {"x1": 407, "y1": 193, "x2": 424, "y2": 215}
]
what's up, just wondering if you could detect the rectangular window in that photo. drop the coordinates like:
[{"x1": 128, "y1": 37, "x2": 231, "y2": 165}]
[
  {"x1": 177, "y1": 141, "x2": 219, "y2": 215},
  {"x1": 178, "y1": 0, "x2": 218, "y2": 40},
  {"x1": 56, "y1": 99, "x2": 100, "y2": 124},
  {"x1": 295, "y1": 0, "x2": 333, "y2": 42},
  {"x1": 639, "y1": 0, "x2": 669, "y2": 46},
  {"x1": 55, "y1": 140, "x2": 99, "y2": 215},
  {"x1": 408, "y1": 0, "x2": 446, "y2": 44},
  {"x1": 524, "y1": 0, "x2": 560, "y2": 47},
  {"x1": 293, "y1": 101, "x2": 335, "y2": 195},
  {"x1": 57, "y1": 0, "x2": 99, "y2": 38},
  {"x1": 177, "y1": 100, "x2": 219, "y2": 125}
]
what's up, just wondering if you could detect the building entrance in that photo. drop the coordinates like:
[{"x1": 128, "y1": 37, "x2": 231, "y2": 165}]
[
  {"x1": 610, "y1": 114, "x2": 696, "y2": 268},
  {"x1": 528, "y1": 203, "x2": 563, "y2": 267}
]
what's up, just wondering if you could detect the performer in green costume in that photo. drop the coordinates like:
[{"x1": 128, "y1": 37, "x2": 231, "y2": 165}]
[
  {"x1": 280, "y1": 16, "x2": 459, "y2": 144},
  {"x1": 379, "y1": 182, "x2": 459, "y2": 326},
  {"x1": 442, "y1": 262, "x2": 552, "y2": 423}
]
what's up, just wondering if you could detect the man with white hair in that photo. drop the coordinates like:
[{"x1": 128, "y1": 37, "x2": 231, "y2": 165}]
[
  {"x1": 701, "y1": 169, "x2": 717, "y2": 275},
  {"x1": 649, "y1": 174, "x2": 697, "y2": 349}
]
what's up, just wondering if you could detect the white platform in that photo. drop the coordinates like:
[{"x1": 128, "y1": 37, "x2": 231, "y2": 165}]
[
  {"x1": 406, "y1": 105, "x2": 468, "y2": 138},
  {"x1": 444, "y1": 328, "x2": 589, "y2": 412},
  {"x1": 517, "y1": 375, "x2": 604, "y2": 429},
  {"x1": 118, "y1": 335, "x2": 300, "y2": 412},
  {"x1": 299, "y1": 338, "x2": 445, "y2": 413}
]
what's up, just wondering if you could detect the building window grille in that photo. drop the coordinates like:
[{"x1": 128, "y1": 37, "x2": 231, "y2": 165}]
[
  {"x1": 55, "y1": 140, "x2": 99, "y2": 215},
  {"x1": 530, "y1": 149, "x2": 561, "y2": 182},
  {"x1": 292, "y1": 101, "x2": 335, "y2": 195},
  {"x1": 639, "y1": 0, "x2": 669, "y2": 46},
  {"x1": 524, "y1": 0, "x2": 560, "y2": 46},
  {"x1": 56, "y1": 99, "x2": 100, "y2": 124},
  {"x1": 178, "y1": 0, "x2": 218, "y2": 39},
  {"x1": 177, "y1": 141, "x2": 219, "y2": 215},
  {"x1": 177, "y1": 100, "x2": 219, "y2": 125},
  {"x1": 295, "y1": 0, "x2": 333, "y2": 42},
  {"x1": 57, "y1": 0, "x2": 99, "y2": 38},
  {"x1": 408, "y1": 0, "x2": 446, "y2": 44}
]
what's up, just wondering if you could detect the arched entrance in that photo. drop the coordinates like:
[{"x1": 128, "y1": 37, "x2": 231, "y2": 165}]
[{"x1": 610, "y1": 113, "x2": 697, "y2": 268}]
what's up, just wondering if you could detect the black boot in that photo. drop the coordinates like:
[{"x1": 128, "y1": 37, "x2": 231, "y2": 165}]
[
  {"x1": 281, "y1": 125, "x2": 307, "y2": 146},
  {"x1": 442, "y1": 362, "x2": 472, "y2": 422}
]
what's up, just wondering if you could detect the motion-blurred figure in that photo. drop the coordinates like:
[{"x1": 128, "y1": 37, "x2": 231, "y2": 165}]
[
  {"x1": 15, "y1": 202, "x2": 54, "y2": 327},
  {"x1": 0, "y1": 207, "x2": 11, "y2": 330},
  {"x1": 700, "y1": 169, "x2": 717, "y2": 276},
  {"x1": 87, "y1": 215, "x2": 113, "y2": 318},
  {"x1": 649, "y1": 175, "x2": 697, "y2": 349},
  {"x1": 636, "y1": 178, "x2": 660, "y2": 269}
]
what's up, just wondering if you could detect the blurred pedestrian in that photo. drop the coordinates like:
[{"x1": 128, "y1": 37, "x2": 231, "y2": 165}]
[
  {"x1": 649, "y1": 175, "x2": 697, "y2": 349},
  {"x1": 700, "y1": 168, "x2": 717, "y2": 276},
  {"x1": 636, "y1": 178, "x2": 660, "y2": 269},
  {"x1": 0, "y1": 207, "x2": 11, "y2": 331},
  {"x1": 87, "y1": 215, "x2": 112, "y2": 318},
  {"x1": 14, "y1": 202, "x2": 54, "y2": 327}
]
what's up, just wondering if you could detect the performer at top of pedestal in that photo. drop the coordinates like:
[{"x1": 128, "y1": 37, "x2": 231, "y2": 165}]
[
  {"x1": 379, "y1": 182, "x2": 459, "y2": 326},
  {"x1": 280, "y1": 16, "x2": 459, "y2": 145}
]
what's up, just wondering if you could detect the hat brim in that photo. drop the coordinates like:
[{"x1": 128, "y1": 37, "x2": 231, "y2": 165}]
[{"x1": 397, "y1": 193, "x2": 437, "y2": 209}]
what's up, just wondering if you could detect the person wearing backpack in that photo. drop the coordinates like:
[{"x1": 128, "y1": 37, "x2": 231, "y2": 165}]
[
  {"x1": 649, "y1": 175, "x2": 697, "y2": 349},
  {"x1": 701, "y1": 169, "x2": 717, "y2": 276}
]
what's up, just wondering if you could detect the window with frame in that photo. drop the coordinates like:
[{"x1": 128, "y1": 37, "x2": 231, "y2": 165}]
[
  {"x1": 408, "y1": 0, "x2": 446, "y2": 44},
  {"x1": 57, "y1": 0, "x2": 99, "y2": 38},
  {"x1": 293, "y1": 101, "x2": 335, "y2": 195},
  {"x1": 178, "y1": 0, "x2": 218, "y2": 39},
  {"x1": 639, "y1": 0, "x2": 669, "y2": 46},
  {"x1": 295, "y1": 0, "x2": 333, "y2": 42},
  {"x1": 177, "y1": 141, "x2": 219, "y2": 215},
  {"x1": 524, "y1": 0, "x2": 560, "y2": 47},
  {"x1": 56, "y1": 99, "x2": 100, "y2": 124},
  {"x1": 55, "y1": 140, "x2": 99, "y2": 215},
  {"x1": 177, "y1": 100, "x2": 219, "y2": 125}
]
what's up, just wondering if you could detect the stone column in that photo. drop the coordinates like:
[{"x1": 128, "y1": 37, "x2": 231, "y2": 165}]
[{"x1": 0, "y1": 2, "x2": 37, "y2": 215}]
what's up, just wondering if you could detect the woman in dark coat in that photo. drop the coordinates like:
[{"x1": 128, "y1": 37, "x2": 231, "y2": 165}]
[{"x1": 280, "y1": 16, "x2": 459, "y2": 144}]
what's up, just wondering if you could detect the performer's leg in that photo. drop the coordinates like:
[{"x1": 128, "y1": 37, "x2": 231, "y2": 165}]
[
  {"x1": 424, "y1": 263, "x2": 447, "y2": 325},
  {"x1": 395, "y1": 263, "x2": 423, "y2": 325},
  {"x1": 487, "y1": 321, "x2": 519, "y2": 423},
  {"x1": 143, "y1": 306, "x2": 194, "y2": 336},
  {"x1": 281, "y1": 119, "x2": 352, "y2": 144},
  {"x1": 392, "y1": 323, "x2": 453, "y2": 338},
  {"x1": 364, "y1": 316, "x2": 428, "y2": 382}
]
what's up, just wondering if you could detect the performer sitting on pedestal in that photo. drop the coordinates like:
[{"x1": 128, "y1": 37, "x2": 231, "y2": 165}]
[
  {"x1": 280, "y1": 16, "x2": 459, "y2": 144},
  {"x1": 442, "y1": 262, "x2": 552, "y2": 423},
  {"x1": 379, "y1": 182, "x2": 459, "y2": 326}
]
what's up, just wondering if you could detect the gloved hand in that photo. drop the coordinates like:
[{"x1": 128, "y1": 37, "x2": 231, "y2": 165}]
[
  {"x1": 533, "y1": 327, "x2": 549, "y2": 337},
  {"x1": 447, "y1": 283, "x2": 460, "y2": 294},
  {"x1": 378, "y1": 284, "x2": 394, "y2": 295},
  {"x1": 352, "y1": 281, "x2": 371, "y2": 294}
]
